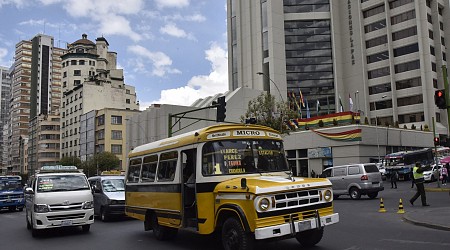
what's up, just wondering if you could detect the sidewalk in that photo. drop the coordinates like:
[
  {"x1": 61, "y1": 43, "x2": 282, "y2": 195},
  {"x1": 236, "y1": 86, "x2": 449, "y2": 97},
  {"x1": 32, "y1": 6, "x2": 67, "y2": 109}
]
[{"x1": 403, "y1": 185, "x2": 450, "y2": 231}]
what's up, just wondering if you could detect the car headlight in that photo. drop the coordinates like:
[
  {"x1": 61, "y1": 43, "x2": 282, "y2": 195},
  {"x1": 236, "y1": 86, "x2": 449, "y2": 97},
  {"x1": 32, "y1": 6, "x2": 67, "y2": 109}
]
[
  {"x1": 258, "y1": 197, "x2": 271, "y2": 211},
  {"x1": 82, "y1": 201, "x2": 94, "y2": 209},
  {"x1": 323, "y1": 189, "x2": 333, "y2": 202},
  {"x1": 34, "y1": 204, "x2": 50, "y2": 213}
]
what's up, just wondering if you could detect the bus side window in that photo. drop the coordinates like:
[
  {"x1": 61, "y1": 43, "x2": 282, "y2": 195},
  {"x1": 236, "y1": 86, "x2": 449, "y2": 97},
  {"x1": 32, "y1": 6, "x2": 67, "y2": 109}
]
[
  {"x1": 157, "y1": 151, "x2": 178, "y2": 182},
  {"x1": 127, "y1": 158, "x2": 142, "y2": 183}
]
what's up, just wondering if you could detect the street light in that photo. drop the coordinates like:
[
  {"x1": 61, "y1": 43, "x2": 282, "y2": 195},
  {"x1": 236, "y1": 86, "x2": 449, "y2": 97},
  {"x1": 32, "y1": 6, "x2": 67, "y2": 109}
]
[
  {"x1": 375, "y1": 95, "x2": 388, "y2": 163},
  {"x1": 256, "y1": 72, "x2": 286, "y2": 133}
]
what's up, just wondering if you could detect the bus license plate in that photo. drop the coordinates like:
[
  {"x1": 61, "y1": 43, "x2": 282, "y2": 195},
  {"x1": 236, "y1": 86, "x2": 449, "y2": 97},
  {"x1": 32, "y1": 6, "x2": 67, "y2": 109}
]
[
  {"x1": 298, "y1": 220, "x2": 312, "y2": 231},
  {"x1": 61, "y1": 220, "x2": 73, "y2": 226}
]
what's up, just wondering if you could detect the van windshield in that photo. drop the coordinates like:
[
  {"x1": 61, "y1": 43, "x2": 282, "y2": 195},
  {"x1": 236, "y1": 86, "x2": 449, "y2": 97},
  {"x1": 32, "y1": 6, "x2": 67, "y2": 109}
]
[
  {"x1": 202, "y1": 139, "x2": 288, "y2": 176},
  {"x1": 37, "y1": 175, "x2": 90, "y2": 192},
  {"x1": 102, "y1": 179, "x2": 125, "y2": 192}
]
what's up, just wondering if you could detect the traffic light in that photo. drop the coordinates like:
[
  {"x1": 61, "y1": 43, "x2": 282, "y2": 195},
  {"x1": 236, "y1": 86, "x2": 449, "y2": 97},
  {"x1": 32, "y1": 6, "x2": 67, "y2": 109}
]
[
  {"x1": 434, "y1": 137, "x2": 440, "y2": 146},
  {"x1": 216, "y1": 96, "x2": 226, "y2": 122},
  {"x1": 434, "y1": 89, "x2": 447, "y2": 109}
]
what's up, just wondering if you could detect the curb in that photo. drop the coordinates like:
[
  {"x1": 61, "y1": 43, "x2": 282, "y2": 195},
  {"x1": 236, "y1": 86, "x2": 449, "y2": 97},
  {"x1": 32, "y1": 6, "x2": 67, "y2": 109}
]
[
  {"x1": 403, "y1": 214, "x2": 450, "y2": 231},
  {"x1": 425, "y1": 187, "x2": 450, "y2": 192}
]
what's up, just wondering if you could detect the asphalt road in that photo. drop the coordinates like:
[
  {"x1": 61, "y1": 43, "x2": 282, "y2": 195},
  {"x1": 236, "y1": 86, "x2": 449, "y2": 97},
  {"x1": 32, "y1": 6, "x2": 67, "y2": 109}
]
[{"x1": 1, "y1": 181, "x2": 450, "y2": 250}]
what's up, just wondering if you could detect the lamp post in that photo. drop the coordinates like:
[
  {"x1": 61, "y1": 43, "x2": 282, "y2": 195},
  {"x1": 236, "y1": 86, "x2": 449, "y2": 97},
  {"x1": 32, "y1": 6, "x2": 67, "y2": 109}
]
[
  {"x1": 256, "y1": 72, "x2": 286, "y2": 133},
  {"x1": 375, "y1": 95, "x2": 387, "y2": 163}
]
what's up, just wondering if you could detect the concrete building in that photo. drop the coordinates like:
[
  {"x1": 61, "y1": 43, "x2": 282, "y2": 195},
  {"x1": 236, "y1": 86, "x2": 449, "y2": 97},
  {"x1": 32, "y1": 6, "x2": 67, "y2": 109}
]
[
  {"x1": 79, "y1": 108, "x2": 140, "y2": 170},
  {"x1": 8, "y1": 34, "x2": 65, "y2": 174},
  {"x1": 227, "y1": 0, "x2": 450, "y2": 136},
  {"x1": 0, "y1": 66, "x2": 11, "y2": 174},
  {"x1": 61, "y1": 34, "x2": 139, "y2": 159}
]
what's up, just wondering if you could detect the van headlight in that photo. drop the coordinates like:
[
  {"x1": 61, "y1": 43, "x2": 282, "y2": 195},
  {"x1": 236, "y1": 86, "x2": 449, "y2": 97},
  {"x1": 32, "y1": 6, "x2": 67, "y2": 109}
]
[
  {"x1": 34, "y1": 204, "x2": 50, "y2": 213},
  {"x1": 255, "y1": 197, "x2": 271, "y2": 212},
  {"x1": 323, "y1": 189, "x2": 333, "y2": 202},
  {"x1": 82, "y1": 201, "x2": 94, "y2": 209}
]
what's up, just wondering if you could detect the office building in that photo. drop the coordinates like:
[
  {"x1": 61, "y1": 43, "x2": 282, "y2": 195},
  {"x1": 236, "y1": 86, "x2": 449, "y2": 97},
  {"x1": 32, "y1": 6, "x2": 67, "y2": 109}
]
[
  {"x1": 228, "y1": 0, "x2": 450, "y2": 135},
  {"x1": 0, "y1": 66, "x2": 11, "y2": 174}
]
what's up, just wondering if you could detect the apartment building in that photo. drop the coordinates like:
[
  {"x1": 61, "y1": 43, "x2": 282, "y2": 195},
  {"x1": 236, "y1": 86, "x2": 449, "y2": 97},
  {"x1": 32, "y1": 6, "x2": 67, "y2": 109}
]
[
  {"x1": 0, "y1": 66, "x2": 11, "y2": 174},
  {"x1": 228, "y1": 0, "x2": 450, "y2": 135}
]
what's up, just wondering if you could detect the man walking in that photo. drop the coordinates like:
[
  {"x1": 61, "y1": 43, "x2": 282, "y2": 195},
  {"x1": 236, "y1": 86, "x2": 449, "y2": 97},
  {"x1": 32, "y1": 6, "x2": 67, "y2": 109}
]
[
  {"x1": 410, "y1": 162, "x2": 432, "y2": 206},
  {"x1": 390, "y1": 170, "x2": 398, "y2": 189}
]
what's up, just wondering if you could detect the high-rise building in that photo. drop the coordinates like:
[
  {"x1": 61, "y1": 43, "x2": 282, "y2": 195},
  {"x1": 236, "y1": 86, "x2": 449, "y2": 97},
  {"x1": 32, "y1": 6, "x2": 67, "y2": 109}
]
[
  {"x1": 8, "y1": 34, "x2": 65, "y2": 174},
  {"x1": 60, "y1": 34, "x2": 139, "y2": 159},
  {"x1": 0, "y1": 66, "x2": 11, "y2": 174},
  {"x1": 228, "y1": 0, "x2": 450, "y2": 135}
]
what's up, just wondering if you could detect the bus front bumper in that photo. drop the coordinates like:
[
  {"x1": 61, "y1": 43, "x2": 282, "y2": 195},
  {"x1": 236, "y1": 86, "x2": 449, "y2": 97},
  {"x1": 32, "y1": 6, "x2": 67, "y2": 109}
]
[{"x1": 254, "y1": 213, "x2": 339, "y2": 240}]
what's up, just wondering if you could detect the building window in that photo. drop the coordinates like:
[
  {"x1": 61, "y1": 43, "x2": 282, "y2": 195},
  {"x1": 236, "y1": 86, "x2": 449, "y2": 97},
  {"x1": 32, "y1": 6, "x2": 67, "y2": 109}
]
[
  {"x1": 440, "y1": 22, "x2": 444, "y2": 30},
  {"x1": 397, "y1": 95, "x2": 423, "y2": 107},
  {"x1": 390, "y1": 0, "x2": 414, "y2": 9},
  {"x1": 432, "y1": 62, "x2": 437, "y2": 72},
  {"x1": 369, "y1": 83, "x2": 391, "y2": 95},
  {"x1": 366, "y1": 35, "x2": 387, "y2": 48},
  {"x1": 79, "y1": 60, "x2": 85, "y2": 65},
  {"x1": 63, "y1": 71, "x2": 67, "y2": 78},
  {"x1": 364, "y1": 19, "x2": 386, "y2": 33},
  {"x1": 112, "y1": 130, "x2": 122, "y2": 140},
  {"x1": 392, "y1": 27, "x2": 417, "y2": 41},
  {"x1": 439, "y1": 7, "x2": 443, "y2": 15},
  {"x1": 368, "y1": 66, "x2": 390, "y2": 79},
  {"x1": 283, "y1": 0, "x2": 330, "y2": 13},
  {"x1": 441, "y1": 37, "x2": 445, "y2": 46},
  {"x1": 443, "y1": 52, "x2": 447, "y2": 61},
  {"x1": 393, "y1": 43, "x2": 419, "y2": 57},
  {"x1": 430, "y1": 46, "x2": 435, "y2": 56},
  {"x1": 394, "y1": 60, "x2": 420, "y2": 73},
  {"x1": 98, "y1": 130, "x2": 104, "y2": 140},
  {"x1": 427, "y1": 14, "x2": 433, "y2": 24},
  {"x1": 398, "y1": 112, "x2": 424, "y2": 123},
  {"x1": 363, "y1": 5, "x2": 385, "y2": 18},
  {"x1": 111, "y1": 115, "x2": 122, "y2": 125},
  {"x1": 74, "y1": 80, "x2": 81, "y2": 86},
  {"x1": 74, "y1": 70, "x2": 81, "y2": 76},
  {"x1": 433, "y1": 79, "x2": 438, "y2": 89},
  {"x1": 426, "y1": 0, "x2": 431, "y2": 8},
  {"x1": 111, "y1": 145, "x2": 122, "y2": 154},
  {"x1": 370, "y1": 99, "x2": 393, "y2": 111},
  {"x1": 429, "y1": 30, "x2": 434, "y2": 39},
  {"x1": 63, "y1": 81, "x2": 67, "y2": 88},
  {"x1": 367, "y1": 51, "x2": 389, "y2": 64},
  {"x1": 391, "y1": 10, "x2": 415, "y2": 25},
  {"x1": 396, "y1": 77, "x2": 421, "y2": 90},
  {"x1": 71, "y1": 60, "x2": 77, "y2": 65},
  {"x1": 97, "y1": 115, "x2": 105, "y2": 126}
]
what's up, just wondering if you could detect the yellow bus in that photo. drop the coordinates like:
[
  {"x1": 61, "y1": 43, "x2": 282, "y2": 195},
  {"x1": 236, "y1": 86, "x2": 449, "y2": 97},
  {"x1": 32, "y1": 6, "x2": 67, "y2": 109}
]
[{"x1": 125, "y1": 124, "x2": 338, "y2": 249}]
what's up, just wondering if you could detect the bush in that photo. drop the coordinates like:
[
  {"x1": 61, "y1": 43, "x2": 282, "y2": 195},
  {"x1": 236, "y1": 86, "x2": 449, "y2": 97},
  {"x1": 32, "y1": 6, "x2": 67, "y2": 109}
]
[
  {"x1": 424, "y1": 124, "x2": 430, "y2": 132},
  {"x1": 403, "y1": 125, "x2": 407, "y2": 129},
  {"x1": 318, "y1": 120, "x2": 324, "y2": 127},
  {"x1": 333, "y1": 118, "x2": 338, "y2": 126},
  {"x1": 394, "y1": 121, "x2": 399, "y2": 128},
  {"x1": 411, "y1": 124, "x2": 416, "y2": 130}
]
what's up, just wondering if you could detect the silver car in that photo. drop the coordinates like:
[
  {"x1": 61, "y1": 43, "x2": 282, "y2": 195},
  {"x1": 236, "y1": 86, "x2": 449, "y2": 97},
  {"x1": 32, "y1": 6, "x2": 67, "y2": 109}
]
[{"x1": 320, "y1": 163, "x2": 384, "y2": 200}]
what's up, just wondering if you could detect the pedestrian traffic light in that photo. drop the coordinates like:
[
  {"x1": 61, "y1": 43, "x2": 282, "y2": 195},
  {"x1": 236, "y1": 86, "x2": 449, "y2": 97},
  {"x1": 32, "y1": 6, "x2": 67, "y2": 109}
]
[
  {"x1": 434, "y1": 89, "x2": 447, "y2": 109},
  {"x1": 216, "y1": 96, "x2": 226, "y2": 122},
  {"x1": 434, "y1": 137, "x2": 440, "y2": 146}
]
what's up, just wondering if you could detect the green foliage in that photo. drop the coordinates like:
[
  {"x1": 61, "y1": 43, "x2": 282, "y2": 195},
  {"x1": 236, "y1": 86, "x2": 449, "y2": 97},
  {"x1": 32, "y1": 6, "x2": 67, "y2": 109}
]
[
  {"x1": 241, "y1": 92, "x2": 300, "y2": 133},
  {"x1": 318, "y1": 120, "x2": 324, "y2": 127},
  {"x1": 81, "y1": 152, "x2": 121, "y2": 177},
  {"x1": 424, "y1": 124, "x2": 430, "y2": 132},
  {"x1": 59, "y1": 156, "x2": 82, "y2": 168},
  {"x1": 332, "y1": 118, "x2": 338, "y2": 126},
  {"x1": 394, "y1": 121, "x2": 399, "y2": 128},
  {"x1": 403, "y1": 125, "x2": 407, "y2": 129},
  {"x1": 411, "y1": 124, "x2": 416, "y2": 130}
]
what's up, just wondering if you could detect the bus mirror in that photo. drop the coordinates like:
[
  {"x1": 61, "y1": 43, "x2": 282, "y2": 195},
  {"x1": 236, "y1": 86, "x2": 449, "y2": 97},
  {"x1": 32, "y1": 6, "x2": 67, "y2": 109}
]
[{"x1": 241, "y1": 178, "x2": 247, "y2": 189}]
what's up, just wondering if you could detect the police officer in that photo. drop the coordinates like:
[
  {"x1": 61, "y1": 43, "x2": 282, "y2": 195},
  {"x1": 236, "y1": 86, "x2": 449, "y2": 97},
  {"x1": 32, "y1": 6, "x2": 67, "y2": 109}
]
[{"x1": 409, "y1": 162, "x2": 431, "y2": 206}]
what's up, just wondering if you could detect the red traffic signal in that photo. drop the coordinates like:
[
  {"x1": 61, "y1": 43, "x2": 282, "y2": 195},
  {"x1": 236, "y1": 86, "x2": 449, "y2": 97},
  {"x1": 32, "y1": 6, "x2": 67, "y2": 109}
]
[
  {"x1": 434, "y1": 137, "x2": 440, "y2": 146},
  {"x1": 435, "y1": 89, "x2": 447, "y2": 109}
]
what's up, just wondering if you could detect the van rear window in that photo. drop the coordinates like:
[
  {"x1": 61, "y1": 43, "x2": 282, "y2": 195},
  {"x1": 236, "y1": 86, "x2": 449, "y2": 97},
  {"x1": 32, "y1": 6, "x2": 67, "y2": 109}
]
[{"x1": 364, "y1": 164, "x2": 379, "y2": 173}]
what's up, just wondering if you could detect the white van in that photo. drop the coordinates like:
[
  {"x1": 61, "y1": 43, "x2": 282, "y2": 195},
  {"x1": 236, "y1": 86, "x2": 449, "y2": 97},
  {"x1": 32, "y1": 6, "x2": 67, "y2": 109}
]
[
  {"x1": 24, "y1": 166, "x2": 94, "y2": 237},
  {"x1": 88, "y1": 173, "x2": 125, "y2": 221}
]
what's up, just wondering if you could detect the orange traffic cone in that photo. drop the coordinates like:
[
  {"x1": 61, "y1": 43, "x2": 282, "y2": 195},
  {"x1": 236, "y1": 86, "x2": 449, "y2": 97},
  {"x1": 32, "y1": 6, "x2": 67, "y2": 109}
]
[
  {"x1": 397, "y1": 198, "x2": 405, "y2": 214},
  {"x1": 378, "y1": 198, "x2": 387, "y2": 213}
]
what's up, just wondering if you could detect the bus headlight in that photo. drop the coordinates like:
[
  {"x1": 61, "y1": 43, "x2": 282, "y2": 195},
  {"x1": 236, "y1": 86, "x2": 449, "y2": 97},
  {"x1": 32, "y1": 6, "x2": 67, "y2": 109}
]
[
  {"x1": 258, "y1": 198, "x2": 271, "y2": 211},
  {"x1": 34, "y1": 204, "x2": 50, "y2": 213},
  {"x1": 82, "y1": 201, "x2": 94, "y2": 209},
  {"x1": 323, "y1": 189, "x2": 332, "y2": 202}
]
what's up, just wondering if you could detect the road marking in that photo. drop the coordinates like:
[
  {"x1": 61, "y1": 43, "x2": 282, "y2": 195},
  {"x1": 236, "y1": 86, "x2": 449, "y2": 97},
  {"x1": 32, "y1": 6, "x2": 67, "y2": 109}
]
[{"x1": 381, "y1": 239, "x2": 450, "y2": 246}]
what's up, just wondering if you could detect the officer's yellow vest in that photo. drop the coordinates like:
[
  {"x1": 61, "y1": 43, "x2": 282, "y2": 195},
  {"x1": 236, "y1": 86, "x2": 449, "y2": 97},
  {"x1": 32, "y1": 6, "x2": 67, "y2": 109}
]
[{"x1": 413, "y1": 166, "x2": 424, "y2": 180}]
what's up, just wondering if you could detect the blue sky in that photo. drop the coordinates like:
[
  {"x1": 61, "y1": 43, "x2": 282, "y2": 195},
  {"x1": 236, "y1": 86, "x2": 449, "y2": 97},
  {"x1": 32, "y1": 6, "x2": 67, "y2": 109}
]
[{"x1": 0, "y1": 0, "x2": 229, "y2": 109}]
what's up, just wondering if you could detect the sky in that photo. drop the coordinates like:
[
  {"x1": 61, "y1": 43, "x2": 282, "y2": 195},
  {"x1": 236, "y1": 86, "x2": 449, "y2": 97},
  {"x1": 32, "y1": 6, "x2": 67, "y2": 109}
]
[{"x1": 0, "y1": 0, "x2": 229, "y2": 110}]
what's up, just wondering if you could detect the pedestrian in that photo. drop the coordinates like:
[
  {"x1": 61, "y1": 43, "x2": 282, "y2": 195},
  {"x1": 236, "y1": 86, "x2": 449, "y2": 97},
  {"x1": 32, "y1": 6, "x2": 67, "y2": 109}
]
[
  {"x1": 410, "y1": 170, "x2": 415, "y2": 188},
  {"x1": 446, "y1": 163, "x2": 450, "y2": 183},
  {"x1": 440, "y1": 165, "x2": 448, "y2": 185},
  {"x1": 409, "y1": 162, "x2": 432, "y2": 206},
  {"x1": 390, "y1": 170, "x2": 398, "y2": 189}
]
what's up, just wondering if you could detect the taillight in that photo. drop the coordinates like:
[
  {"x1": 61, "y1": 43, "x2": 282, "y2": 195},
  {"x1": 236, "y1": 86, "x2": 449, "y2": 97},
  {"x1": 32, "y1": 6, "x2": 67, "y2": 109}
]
[{"x1": 361, "y1": 175, "x2": 368, "y2": 181}]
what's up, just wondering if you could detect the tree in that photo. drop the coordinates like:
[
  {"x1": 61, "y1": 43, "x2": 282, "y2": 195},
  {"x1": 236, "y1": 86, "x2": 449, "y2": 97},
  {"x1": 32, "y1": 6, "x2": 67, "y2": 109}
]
[
  {"x1": 59, "y1": 156, "x2": 82, "y2": 168},
  {"x1": 241, "y1": 92, "x2": 300, "y2": 133},
  {"x1": 82, "y1": 152, "x2": 120, "y2": 177}
]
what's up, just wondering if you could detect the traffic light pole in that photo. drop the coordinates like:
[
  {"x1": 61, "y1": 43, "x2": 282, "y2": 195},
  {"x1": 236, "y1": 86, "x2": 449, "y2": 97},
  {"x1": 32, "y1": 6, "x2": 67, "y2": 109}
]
[{"x1": 432, "y1": 117, "x2": 441, "y2": 188}]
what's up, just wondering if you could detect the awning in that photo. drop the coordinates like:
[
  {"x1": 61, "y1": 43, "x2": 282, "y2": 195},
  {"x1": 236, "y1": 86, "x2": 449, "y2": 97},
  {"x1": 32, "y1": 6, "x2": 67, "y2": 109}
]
[{"x1": 440, "y1": 156, "x2": 450, "y2": 164}]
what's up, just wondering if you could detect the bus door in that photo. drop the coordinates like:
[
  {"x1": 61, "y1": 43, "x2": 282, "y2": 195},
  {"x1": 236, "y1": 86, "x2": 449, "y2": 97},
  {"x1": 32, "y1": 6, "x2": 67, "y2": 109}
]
[{"x1": 181, "y1": 149, "x2": 197, "y2": 228}]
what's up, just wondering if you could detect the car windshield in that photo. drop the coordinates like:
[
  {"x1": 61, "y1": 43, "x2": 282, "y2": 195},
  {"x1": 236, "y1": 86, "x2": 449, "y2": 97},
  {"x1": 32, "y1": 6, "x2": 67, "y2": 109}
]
[
  {"x1": 0, "y1": 180, "x2": 22, "y2": 191},
  {"x1": 102, "y1": 178, "x2": 125, "y2": 192},
  {"x1": 202, "y1": 139, "x2": 289, "y2": 176},
  {"x1": 37, "y1": 175, "x2": 90, "y2": 192}
]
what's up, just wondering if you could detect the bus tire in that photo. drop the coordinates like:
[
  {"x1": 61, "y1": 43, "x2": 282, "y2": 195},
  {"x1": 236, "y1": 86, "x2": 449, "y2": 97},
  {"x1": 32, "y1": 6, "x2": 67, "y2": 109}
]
[
  {"x1": 151, "y1": 213, "x2": 177, "y2": 241},
  {"x1": 222, "y1": 217, "x2": 254, "y2": 250},
  {"x1": 296, "y1": 228, "x2": 324, "y2": 247}
]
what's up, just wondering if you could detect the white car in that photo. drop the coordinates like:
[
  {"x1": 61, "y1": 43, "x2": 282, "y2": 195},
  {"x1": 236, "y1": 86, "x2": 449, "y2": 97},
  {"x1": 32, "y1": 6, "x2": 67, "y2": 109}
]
[
  {"x1": 423, "y1": 164, "x2": 440, "y2": 182},
  {"x1": 376, "y1": 163, "x2": 386, "y2": 180}
]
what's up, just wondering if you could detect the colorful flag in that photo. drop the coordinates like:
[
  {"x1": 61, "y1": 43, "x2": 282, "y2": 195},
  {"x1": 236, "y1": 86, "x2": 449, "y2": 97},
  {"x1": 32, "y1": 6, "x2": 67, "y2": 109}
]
[
  {"x1": 306, "y1": 98, "x2": 310, "y2": 118},
  {"x1": 290, "y1": 92, "x2": 301, "y2": 112},
  {"x1": 349, "y1": 94, "x2": 354, "y2": 112},
  {"x1": 316, "y1": 99, "x2": 321, "y2": 113},
  {"x1": 339, "y1": 95, "x2": 344, "y2": 112},
  {"x1": 299, "y1": 89, "x2": 305, "y2": 107}
]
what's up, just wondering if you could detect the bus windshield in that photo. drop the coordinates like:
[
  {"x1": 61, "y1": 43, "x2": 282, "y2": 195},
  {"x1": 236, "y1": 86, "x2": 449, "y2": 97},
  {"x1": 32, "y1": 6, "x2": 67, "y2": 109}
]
[
  {"x1": 0, "y1": 180, "x2": 22, "y2": 191},
  {"x1": 202, "y1": 139, "x2": 288, "y2": 176}
]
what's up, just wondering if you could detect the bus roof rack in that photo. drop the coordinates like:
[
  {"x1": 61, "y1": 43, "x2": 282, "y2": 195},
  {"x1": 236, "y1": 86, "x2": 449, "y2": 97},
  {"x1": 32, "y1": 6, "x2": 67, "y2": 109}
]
[
  {"x1": 101, "y1": 170, "x2": 125, "y2": 176},
  {"x1": 36, "y1": 165, "x2": 82, "y2": 173}
]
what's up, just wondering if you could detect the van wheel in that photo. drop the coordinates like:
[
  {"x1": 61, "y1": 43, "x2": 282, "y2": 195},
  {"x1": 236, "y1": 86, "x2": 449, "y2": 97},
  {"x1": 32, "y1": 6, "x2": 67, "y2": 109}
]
[
  {"x1": 151, "y1": 213, "x2": 178, "y2": 241},
  {"x1": 82, "y1": 225, "x2": 90, "y2": 233},
  {"x1": 222, "y1": 217, "x2": 254, "y2": 250},
  {"x1": 368, "y1": 192, "x2": 378, "y2": 199},
  {"x1": 296, "y1": 228, "x2": 324, "y2": 247},
  {"x1": 100, "y1": 207, "x2": 109, "y2": 222},
  {"x1": 349, "y1": 187, "x2": 361, "y2": 200}
]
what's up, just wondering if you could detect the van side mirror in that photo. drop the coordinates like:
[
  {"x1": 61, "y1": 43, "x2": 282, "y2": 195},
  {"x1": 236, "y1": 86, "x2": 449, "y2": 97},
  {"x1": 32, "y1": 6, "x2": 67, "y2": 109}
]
[{"x1": 24, "y1": 187, "x2": 34, "y2": 195}]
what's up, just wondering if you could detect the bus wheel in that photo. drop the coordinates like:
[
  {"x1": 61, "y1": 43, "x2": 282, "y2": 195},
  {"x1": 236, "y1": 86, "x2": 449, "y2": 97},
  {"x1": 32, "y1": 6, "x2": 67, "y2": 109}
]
[
  {"x1": 222, "y1": 217, "x2": 254, "y2": 250},
  {"x1": 151, "y1": 214, "x2": 178, "y2": 241},
  {"x1": 296, "y1": 228, "x2": 324, "y2": 247}
]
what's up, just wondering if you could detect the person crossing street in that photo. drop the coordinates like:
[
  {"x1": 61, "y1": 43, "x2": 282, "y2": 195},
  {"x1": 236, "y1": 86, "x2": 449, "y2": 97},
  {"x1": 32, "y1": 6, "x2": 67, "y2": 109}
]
[{"x1": 409, "y1": 162, "x2": 432, "y2": 207}]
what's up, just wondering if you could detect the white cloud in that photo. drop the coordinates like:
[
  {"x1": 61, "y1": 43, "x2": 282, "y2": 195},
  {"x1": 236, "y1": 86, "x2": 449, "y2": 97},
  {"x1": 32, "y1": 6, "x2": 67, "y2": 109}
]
[
  {"x1": 0, "y1": 0, "x2": 28, "y2": 8},
  {"x1": 127, "y1": 45, "x2": 181, "y2": 77},
  {"x1": 155, "y1": 0, "x2": 189, "y2": 9},
  {"x1": 164, "y1": 13, "x2": 206, "y2": 22},
  {"x1": 39, "y1": 0, "x2": 144, "y2": 41},
  {"x1": 149, "y1": 42, "x2": 228, "y2": 106},
  {"x1": 160, "y1": 22, "x2": 195, "y2": 40},
  {"x1": 0, "y1": 47, "x2": 9, "y2": 66}
]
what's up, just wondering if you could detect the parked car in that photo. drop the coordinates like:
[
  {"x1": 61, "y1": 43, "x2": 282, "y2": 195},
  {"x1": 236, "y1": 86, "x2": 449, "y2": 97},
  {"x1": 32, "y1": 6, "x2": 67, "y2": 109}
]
[
  {"x1": 376, "y1": 163, "x2": 387, "y2": 181},
  {"x1": 320, "y1": 163, "x2": 384, "y2": 200},
  {"x1": 423, "y1": 164, "x2": 441, "y2": 182}
]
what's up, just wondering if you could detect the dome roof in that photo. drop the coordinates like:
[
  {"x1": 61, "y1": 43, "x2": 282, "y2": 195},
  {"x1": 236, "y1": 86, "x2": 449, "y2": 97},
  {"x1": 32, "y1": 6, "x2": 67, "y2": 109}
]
[{"x1": 72, "y1": 34, "x2": 94, "y2": 46}]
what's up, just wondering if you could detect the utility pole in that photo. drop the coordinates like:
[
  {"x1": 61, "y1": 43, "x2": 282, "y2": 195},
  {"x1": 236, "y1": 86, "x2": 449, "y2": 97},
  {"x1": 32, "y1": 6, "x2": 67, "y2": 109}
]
[{"x1": 432, "y1": 117, "x2": 441, "y2": 188}]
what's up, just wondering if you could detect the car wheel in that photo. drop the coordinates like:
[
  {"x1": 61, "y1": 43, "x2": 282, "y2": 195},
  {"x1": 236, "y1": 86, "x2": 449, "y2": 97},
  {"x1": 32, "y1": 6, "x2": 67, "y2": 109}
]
[
  {"x1": 100, "y1": 207, "x2": 109, "y2": 222},
  {"x1": 367, "y1": 192, "x2": 378, "y2": 199},
  {"x1": 349, "y1": 187, "x2": 361, "y2": 200},
  {"x1": 82, "y1": 225, "x2": 90, "y2": 233},
  {"x1": 151, "y1": 213, "x2": 178, "y2": 241},
  {"x1": 30, "y1": 215, "x2": 39, "y2": 238},
  {"x1": 296, "y1": 228, "x2": 324, "y2": 247},
  {"x1": 222, "y1": 217, "x2": 254, "y2": 250}
]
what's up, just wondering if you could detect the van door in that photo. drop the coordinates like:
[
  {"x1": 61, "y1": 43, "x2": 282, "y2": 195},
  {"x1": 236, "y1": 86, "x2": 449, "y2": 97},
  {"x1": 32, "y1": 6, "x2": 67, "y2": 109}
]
[{"x1": 331, "y1": 166, "x2": 347, "y2": 193}]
